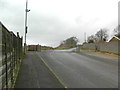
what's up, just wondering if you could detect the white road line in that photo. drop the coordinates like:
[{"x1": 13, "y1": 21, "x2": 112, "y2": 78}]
[{"x1": 36, "y1": 52, "x2": 68, "y2": 89}]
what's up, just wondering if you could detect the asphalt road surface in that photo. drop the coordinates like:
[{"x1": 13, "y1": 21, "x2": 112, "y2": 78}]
[
  {"x1": 37, "y1": 49, "x2": 118, "y2": 88},
  {"x1": 15, "y1": 52, "x2": 63, "y2": 88}
]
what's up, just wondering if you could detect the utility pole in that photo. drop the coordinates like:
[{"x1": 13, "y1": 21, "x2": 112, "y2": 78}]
[
  {"x1": 24, "y1": 0, "x2": 30, "y2": 54},
  {"x1": 100, "y1": 29, "x2": 103, "y2": 40},
  {"x1": 84, "y1": 32, "x2": 86, "y2": 43}
]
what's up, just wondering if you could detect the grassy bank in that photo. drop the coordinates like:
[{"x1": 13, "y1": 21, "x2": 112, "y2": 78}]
[
  {"x1": 54, "y1": 47, "x2": 73, "y2": 50},
  {"x1": 81, "y1": 48, "x2": 120, "y2": 57}
]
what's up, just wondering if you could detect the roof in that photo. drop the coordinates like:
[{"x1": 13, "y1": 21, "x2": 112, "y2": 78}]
[
  {"x1": 108, "y1": 36, "x2": 120, "y2": 42},
  {"x1": 115, "y1": 33, "x2": 120, "y2": 38}
]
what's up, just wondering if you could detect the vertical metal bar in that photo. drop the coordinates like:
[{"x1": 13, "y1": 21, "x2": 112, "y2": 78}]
[
  {"x1": 15, "y1": 36, "x2": 17, "y2": 66},
  {"x1": 10, "y1": 32, "x2": 13, "y2": 85},
  {"x1": 9, "y1": 32, "x2": 12, "y2": 86},
  {"x1": 17, "y1": 33, "x2": 20, "y2": 63},
  {"x1": 12, "y1": 33, "x2": 15, "y2": 84},
  {"x1": 0, "y1": 21, "x2": 2, "y2": 90},
  {"x1": 13, "y1": 35, "x2": 16, "y2": 73},
  {"x1": 5, "y1": 31, "x2": 8, "y2": 88}
]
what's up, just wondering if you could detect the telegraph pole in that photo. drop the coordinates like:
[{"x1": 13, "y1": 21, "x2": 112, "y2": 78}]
[
  {"x1": 84, "y1": 32, "x2": 86, "y2": 43},
  {"x1": 24, "y1": 0, "x2": 30, "y2": 54}
]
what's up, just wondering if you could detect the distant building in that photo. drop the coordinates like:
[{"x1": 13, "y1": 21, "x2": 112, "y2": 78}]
[
  {"x1": 27, "y1": 45, "x2": 53, "y2": 51},
  {"x1": 28, "y1": 45, "x2": 41, "y2": 51}
]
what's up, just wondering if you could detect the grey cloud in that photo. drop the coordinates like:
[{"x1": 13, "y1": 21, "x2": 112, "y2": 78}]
[{"x1": 0, "y1": 0, "x2": 118, "y2": 47}]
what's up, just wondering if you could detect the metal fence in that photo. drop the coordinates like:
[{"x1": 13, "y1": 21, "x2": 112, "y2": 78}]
[{"x1": 0, "y1": 22, "x2": 23, "y2": 89}]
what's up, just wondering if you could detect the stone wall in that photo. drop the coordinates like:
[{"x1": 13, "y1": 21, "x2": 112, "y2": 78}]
[{"x1": 82, "y1": 41, "x2": 120, "y2": 54}]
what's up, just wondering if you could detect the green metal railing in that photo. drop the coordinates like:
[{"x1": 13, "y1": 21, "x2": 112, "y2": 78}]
[{"x1": 0, "y1": 22, "x2": 23, "y2": 89}]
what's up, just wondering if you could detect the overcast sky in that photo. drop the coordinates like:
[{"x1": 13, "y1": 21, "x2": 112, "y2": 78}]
[{"x1": 0, "y1": 0, "x2": 119, "y2": 47}]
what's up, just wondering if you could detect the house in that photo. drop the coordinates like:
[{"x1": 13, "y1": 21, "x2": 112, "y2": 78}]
[
  {"x1": 28, "y1": 45, "x2": 36, "y2": 51},
  {"x1": 27, "y1": 45, "x2": 53, "y2": 51},
  {"x1": 108, "y1": 35, "x2": 120, "y2": 42}
]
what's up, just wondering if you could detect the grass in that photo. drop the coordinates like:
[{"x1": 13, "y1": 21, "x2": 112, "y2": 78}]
[
  {"x1": 81, "y1": 48, "x2": 120, "y2": 57},
  {"x1": 54, "y1": 47, "x2": 73, "y2": 50},
  {"x1": 12, "y1": 52, "x2": 26, "y2": 88}
]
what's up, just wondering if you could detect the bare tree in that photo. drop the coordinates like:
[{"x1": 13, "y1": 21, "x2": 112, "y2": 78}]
[
  {"x1": 113, "y1": 26, "x2": 120, "y2": 36},
  {"x1": 95, "y1": 28, "x2": 109, "y2": 41}
]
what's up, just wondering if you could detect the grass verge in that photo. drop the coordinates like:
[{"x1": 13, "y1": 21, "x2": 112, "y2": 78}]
[{"x1": 81, "y1": 48, "x2": 120, "y2": 57}]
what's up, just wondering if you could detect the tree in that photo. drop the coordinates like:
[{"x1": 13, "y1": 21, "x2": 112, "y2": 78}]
[
  {"x1": 95, "y1": 28, "x2": 109, "y2": 41},
  {"x1": 87, "y1": 35, "x2": 95, "y2": 43},
  {"x1": 59, "y1": 37, "x2": 78, "y2": 48},
  {"x1": 113, "y1": 26, "x2": 120, "y2": 36},
  {"x1": 60, "y1": 40, "x2": 65, "y2": 46}
]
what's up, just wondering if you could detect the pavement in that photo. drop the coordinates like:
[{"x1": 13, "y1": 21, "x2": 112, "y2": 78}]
[{"x1": 15, "y1": 51, "x2": 63, "y2": 88}]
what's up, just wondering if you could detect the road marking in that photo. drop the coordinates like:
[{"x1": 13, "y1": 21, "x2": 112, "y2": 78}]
[{"x1": 36, "y1": 52, "x2": 68, "y2": 89}]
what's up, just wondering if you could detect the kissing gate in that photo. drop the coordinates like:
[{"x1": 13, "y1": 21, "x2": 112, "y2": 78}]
[{"x1": 0, "y1": 22, "x2": 23, "y2": 89}]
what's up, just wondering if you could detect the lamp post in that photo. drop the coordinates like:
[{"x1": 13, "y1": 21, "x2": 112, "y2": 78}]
[{"x1": 24, "y1": 0, "x2": 30, "y2": 54}]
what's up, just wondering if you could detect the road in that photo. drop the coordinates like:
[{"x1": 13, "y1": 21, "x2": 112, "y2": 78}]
[
  {"x1": 37, "y1": 49, "x2": 118, "y2": 88},
  {"x1": 15, "y1": 52, "x2": 63, "y2": 88}
]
